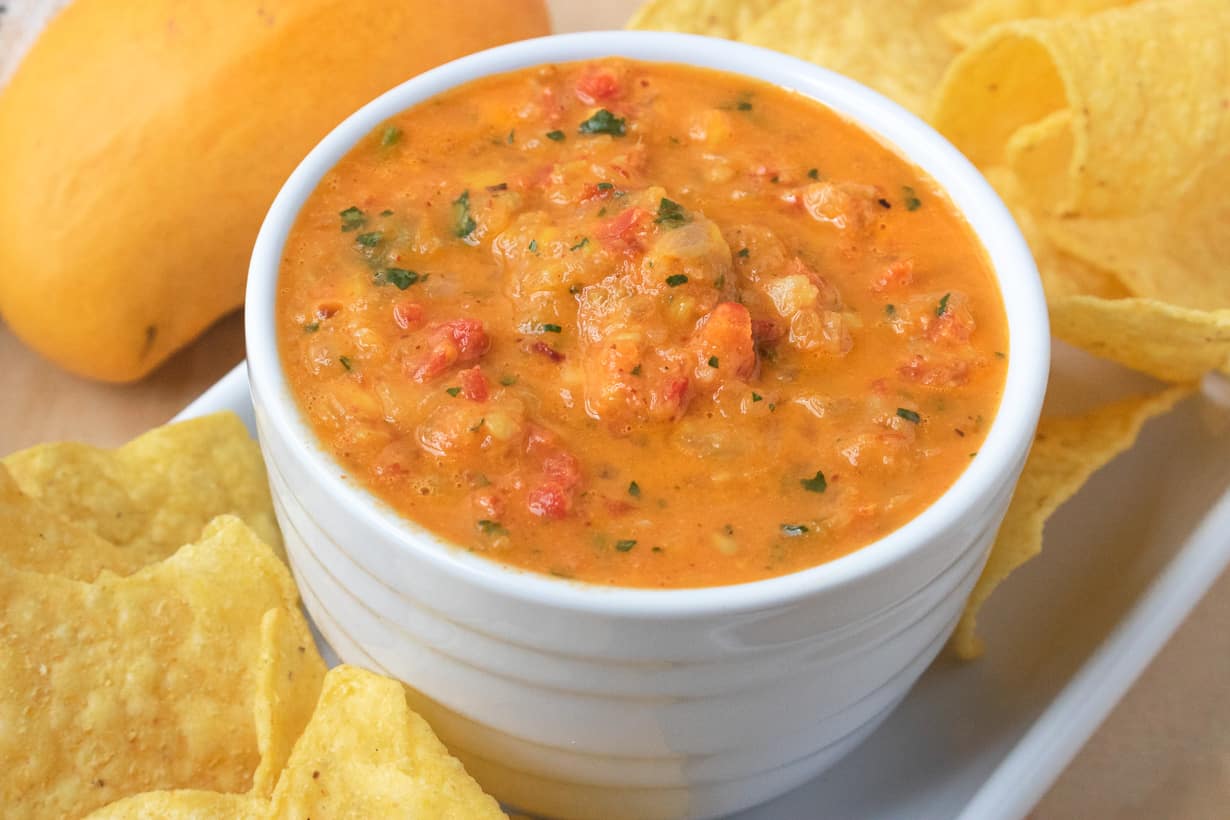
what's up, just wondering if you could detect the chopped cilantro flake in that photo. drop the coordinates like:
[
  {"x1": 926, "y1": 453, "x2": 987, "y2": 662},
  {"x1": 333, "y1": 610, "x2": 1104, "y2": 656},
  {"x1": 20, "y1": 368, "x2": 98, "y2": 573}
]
[
  {"x1": 886, "y1": 303, "x2": 896, "y2": 316},
  {"x1": 570, "y1": 237, "x2": 589, "y2": 252},
  {"x1": 665, "y1": 274, "x2": 689, "y2": 287},
  {"x1": 445, "y1": 386, "x2": 462, "y2": 397},
  {"x1": 752, "y1": 392, "x2": 763, "y2": 402},
  {"x1": 736, "y1": 100, "x2": 753, "y2": 111},
  {"x1": 528, "y1": 239, "x2": 538, "y2": 253},
  {"x1": 737, "y1": 247, "x2": 750, "y2": 258},
  {"x1": 578, "y1": 108, "x2": 627, "y2": 136},
  {"x1": 303, "y1": 321, "x2": 320, "y2": 333},
  {"x1": 654, "y1": 197, "x2": 688, "y2": 228},
  {"x1": 339, "y1": 356, "x2": 352, "y2": 371},
  {"x1": 597, "y1": 181, "x2": 615, "y2": 191},
  {"x1": 546, "y1": 129, "x2": 565, "y2": 141},
  {"x1": 615, "y1": 539, "x2": 637, "y2": 552},
  {"x1": 800, "y1": 471, "x2": 827, "y2": 493},
  {"x1": 380, "y1": 208, "x2": 394, "y2": 216},
  {"x1": 628, "y1": 481, "x2": 641, "y2": 498},
  {"x1": 708, "y1": 355, "x2": 720, "y2": 368},
  {"x1": 380, "y1": 126, "x2": 402, "y2": 147},
  {"x1": 540, "y1": 323, "x2": 562, "y2": 334},
  {"x1": 355, "y1": 231, "x2": 382, "y2": 247},
  {"x1": 500, "y1": 374, "x2": 519, "y2": 386},
  {"x1": 897, "y1": 408, "x2": 922, "y2": 424},
  {"x1": 630, "y1": 364, "x2": 642, "y2": 376},
  {"x1": 903, "y1": 186, "x2": 922, "y2": 211},
  {"x1": 339, "y1": 206, "x2": 366, "y2": 232},
  {"x1": 382, "y1": 268, "x2": 419, "y2": 290},
  {"x1": 807, "y1": 168, "x2": 820, "y2": 180},
  {"x1": 477, "y1": 519, "x2": 508, "y2": 536},
  {"x1": 452, "y1": 190, "x2": 476, "y2": 238},
  {"x1": 937, "y1": 292, "x2": 952, "y2": 316},
  {"x1": 469, "y1": 418, "x2": 485, "y2": 432}
]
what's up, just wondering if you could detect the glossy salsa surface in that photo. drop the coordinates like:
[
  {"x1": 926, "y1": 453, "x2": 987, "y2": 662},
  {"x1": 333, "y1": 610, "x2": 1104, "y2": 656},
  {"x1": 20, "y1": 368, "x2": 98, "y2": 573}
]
[{"x1": 276, "y1": 58, "x2": 1008, "y2": 588}]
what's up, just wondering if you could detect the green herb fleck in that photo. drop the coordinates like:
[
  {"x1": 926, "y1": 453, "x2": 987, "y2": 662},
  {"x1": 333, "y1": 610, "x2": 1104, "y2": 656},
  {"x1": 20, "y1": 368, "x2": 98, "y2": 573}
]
[
  {"x1": 477, "y1": 519, "x2": 508, "y2": 536},
  {"x1": 995, "y1": 351, "x2": 1006, "y2": 359},
  {"x1": 382, "y1": 268, "x2": 419, "y2": 290},
  {"x1": 578, "y1": 108, "x2": 627, "y2": 136},
  {"x1": 546, "y1": 129, "x2": 565, "y2": 141},
  {"x1": 897, "y1": 408, "x2": 921, "y2": 424},
  {"x1": 528, "y1": 239, "x2": 538, "y2": 253},
  {"x1": 452, "y1": 190, "x2": 477, "y2": 238},
  {"x1": 769, "y1": 402, "x2": 777, "y2": 412},
  {"x1": 507, "y1": 129, "x2": 515, "y2": 144},
  {"x1": 445, "y1": 386, "x2": 462, "y2": 397},
  {"x1": 469, "y1": 418, "x2": 485, "y2": 432},
  {"x1": 752, "y1": 392, "x2": 763, "y2": 402},
  {"x1": 800, "y1": 471, "x2": 827, "y2": 493},
  {"x1": 380, "y1": 126, "x2": 402, "y2": 147},
  {"x1": 886, "y1": 303, "x2": 896, "y2": 316},
  {"x1": 714, "y1": 273, "x2": 726, "y2": 289},
  {"x1": 615, "y1": 539, "x2": 637, "y2": 552},
  {"x1": 708, "y1": 355, "x2": 720, "y2": 368},
  {"x1": 630, "y1": 364, "x2": 642, "y2": 376},
  {"x1": 807, "y1": 168, "x2": 820, "y2": 180},
  {"x1": 665, "y1": 274, "x2": 689, "y2": 287},
  {"x1": 339, "y1": 356, "x2": 352, "y2": 371},
  {"x1": 903, "y1": 186, "x2": 922, "y2": 211},
  {"x1": 628, "y1": 481, "x2": 641, "y2": 498},
  {"x1": 937, "y1": 292, "x2": 952, "y2": 316},
  {"x1": 737, "y1": 247, "x2": 750, "y2": 258},
  {"x1": 596, "y1": 181, "x2": 615, "y2": 191},
  {"x1": 500, "y1": 374, "x2": 519, "y2": 386},
  {"x1": 597, "y1": 207, "x2": 607, "y2": 217},
  {"x1": 303, "y1": 321, "x2": 320, "y2": 333},
  {"x1": 339, "y1": 206, "x2": 366, "y2": 232},
  {"x1": 380, "y1": 209, "x2": 394, "y2": 216},
  {"x1": 736, "y1": 100, "x2": 753, "y2": 111},
  {"x1": 781, "y1": 524, "x2": 809, "y2": 537},
  {"x1": 570, "y1": 237, "x2": 589, "y2": 252},
  {"x1": 540, "y1": 323, "x2": 562, "y2": 334},
  {"x1": 654, "y1": 197, "x2": 687, "y2": 228},
  {"x1": 355, "y1": 231, "x2": 382, "y2": 247}
]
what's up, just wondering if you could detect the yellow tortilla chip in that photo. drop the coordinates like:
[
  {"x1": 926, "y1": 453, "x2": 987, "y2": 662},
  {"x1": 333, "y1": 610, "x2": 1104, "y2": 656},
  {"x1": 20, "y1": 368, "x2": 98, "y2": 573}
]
[
  {"x1": 938, "y1": 0, "x2": 1136, "y2": 47},
  {"x1": 739, "y1": 0, "x2": 966, "y2": 116},
  {"x1": 2, "y1": 412, "x2": 283, "y2": 577},
  {"x1": 626, "y1": 0, "x2": 782, "y2": 38},
  {"x1": 933, "y1": 0, "x2": 1230, "y2": 218},
  {"x1": 1049, "y1": 296, "x2": 1230, "y2": 383},
  {"x1": 83, "y1": 790, "x2": 266, "y2": 819},
  {"x1": 0, "y1": 465, "x2": 138, "y2": 578},
  {"x1": 951, "y1": 385, "x2": 1193, "y2": 658},
  {"x1": 267, "y1": 665, "x2": 506, "y2": 819},
  {"x1": 250, "y1": 608, "x2": 328, "y2": 798},
  {"x1": 0, "y1": 516, "x2": 303, "y2": 818}
]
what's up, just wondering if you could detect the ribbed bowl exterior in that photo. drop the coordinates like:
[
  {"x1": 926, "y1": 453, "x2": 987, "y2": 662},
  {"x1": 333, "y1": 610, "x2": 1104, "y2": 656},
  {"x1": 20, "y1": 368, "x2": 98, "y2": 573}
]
[{"x1": 255, "y1": 397, "x2": 1018, "y2": 819}]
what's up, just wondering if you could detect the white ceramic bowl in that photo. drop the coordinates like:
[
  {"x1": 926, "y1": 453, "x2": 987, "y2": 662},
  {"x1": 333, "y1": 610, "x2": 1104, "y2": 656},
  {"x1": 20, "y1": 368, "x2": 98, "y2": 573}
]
[{"x1": 246, "y1": 31, "x2": 1049, "y2": 820}]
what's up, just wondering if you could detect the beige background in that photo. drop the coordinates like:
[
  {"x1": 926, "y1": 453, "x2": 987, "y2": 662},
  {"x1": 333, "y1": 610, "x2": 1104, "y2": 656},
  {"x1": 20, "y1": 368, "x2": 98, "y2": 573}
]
[{"x1": 2, "y1": 1, "x2": 1227, "y2": 816}]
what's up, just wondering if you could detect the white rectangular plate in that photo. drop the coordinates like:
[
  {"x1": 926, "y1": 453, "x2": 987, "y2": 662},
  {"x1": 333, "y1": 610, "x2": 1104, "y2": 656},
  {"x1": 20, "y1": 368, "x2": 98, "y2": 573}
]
[{"x1": 177, "y1": 349, "x2": 1230, "y2": 820}]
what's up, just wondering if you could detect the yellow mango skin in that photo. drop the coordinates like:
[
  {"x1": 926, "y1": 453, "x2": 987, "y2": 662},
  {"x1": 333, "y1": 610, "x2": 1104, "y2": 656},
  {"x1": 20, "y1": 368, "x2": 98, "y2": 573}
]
[{"x1": 0, "y1": 0, "x2": 550, "y2": 382}]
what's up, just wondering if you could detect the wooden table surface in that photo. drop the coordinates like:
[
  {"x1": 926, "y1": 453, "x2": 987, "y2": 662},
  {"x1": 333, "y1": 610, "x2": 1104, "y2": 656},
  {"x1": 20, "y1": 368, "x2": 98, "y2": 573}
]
[{"x1": 3, "y1": 1, "x2": 1228, "y2": 817}]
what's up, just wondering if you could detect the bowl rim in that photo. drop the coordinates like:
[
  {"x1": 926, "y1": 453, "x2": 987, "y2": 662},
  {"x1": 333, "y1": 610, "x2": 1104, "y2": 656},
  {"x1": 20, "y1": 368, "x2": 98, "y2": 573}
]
[{"x1": 246, "y1": 30, "x2": 1050, "y2": 619}]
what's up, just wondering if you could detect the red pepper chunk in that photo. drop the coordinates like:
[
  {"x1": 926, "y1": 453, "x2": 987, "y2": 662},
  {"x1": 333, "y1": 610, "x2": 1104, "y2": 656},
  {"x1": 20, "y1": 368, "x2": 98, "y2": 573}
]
[
  {"x1": 392, "y1": 301, "x2": 423, "y2": 330},
  {"x1": 459, "y1": 366, "x2": 489, "y2": 402},
  {"x1": 575, "y1": 70, "x2": 621, "y2": 104},
  {"x1": 597, "y1": 206, "x2": 651, "y2": 252}
]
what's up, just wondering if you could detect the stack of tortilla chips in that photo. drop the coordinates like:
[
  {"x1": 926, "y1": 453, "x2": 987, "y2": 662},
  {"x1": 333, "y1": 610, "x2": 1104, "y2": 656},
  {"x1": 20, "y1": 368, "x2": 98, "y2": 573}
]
[
  {"x1": 0, "y1": 413, "x2": 504, "y2": 818},
  {"x1": 630, "y1": 0, "x2": 1228, "y2": 656}
]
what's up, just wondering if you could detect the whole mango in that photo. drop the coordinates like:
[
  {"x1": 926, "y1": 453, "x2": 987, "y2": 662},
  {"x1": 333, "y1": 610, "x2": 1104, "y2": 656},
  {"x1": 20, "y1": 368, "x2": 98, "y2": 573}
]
[{"x1": 0, "y1": 0, "x2": 550, "y2": 381}]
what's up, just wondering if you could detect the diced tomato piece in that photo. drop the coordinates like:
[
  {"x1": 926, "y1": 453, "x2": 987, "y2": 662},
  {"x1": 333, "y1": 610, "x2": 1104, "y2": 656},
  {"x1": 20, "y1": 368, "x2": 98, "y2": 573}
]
[
  {"x1": 473, "y1": 489, "x2": 505, "y2": 520},
  {"x1": 873, "y1": 259, "x2": 914, "y2": 293},
  {"x1": 579, "y1": 182, "x2": 616, "y2": 203},
  {"x1": 409, "y1": 319, "x2": 490, "y2": 382},
  {"x1": 650, "y1": 376, "x2": 691, "y2": 420},
  {"x1": 393, "y1": 301, "x2": 423, "y2": 330},
  {"x1": 541, "y1": 450, "x2": 581, "y2": 488},
  {"x1": 575, "y1": 70, "x2": 622, "y2": 105},
  {"x1": 459, "y1": 366, "x2": 490, "y2": 402},
  {"x1": 899, "y1": 354, "x2": 970, "y2": 387},
  {"x1": 528, "y1": 482, "x2": 571, "y2": 519},
  {"x1": 597, "y1": 206, "x2": 651, "y2": 252}
]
